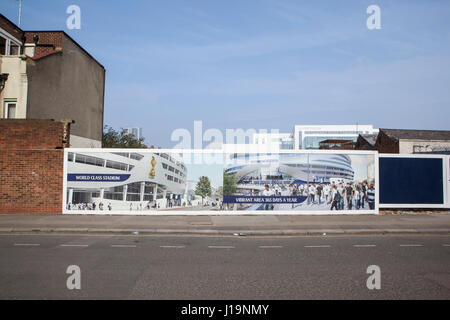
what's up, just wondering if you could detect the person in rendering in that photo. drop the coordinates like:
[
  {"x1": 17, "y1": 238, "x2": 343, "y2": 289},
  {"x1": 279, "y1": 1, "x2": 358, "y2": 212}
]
[
  {"x1": 262, "y1": 184, "x2": 274, "y2": 210},
  {"x1": 330, "y1": 185, "x2": 340, "y2": 211},
  {"x1": 367, "y1": 183, "x2": 376, "y2": 210},
  {"x1": 361, "y1": 182, "x2": 367, "y2": 208},
  {"x1": 337, "y1": 183, "x2": 345, "y2": 210},
  {"x1": 359, "y1": 187, "x2": 365, "y2": 209},
  {"x1": 308, "y1": 184, "x2": 315, "y2": 205},
  {"x1": 353, "y1": 185, "x2": 361, "y2": 210},
  {"x1": 99, "y1": 202, "x2": 104, "y2": 210},
  {"x1": 323, "y1": 184, "x2": 333, "y2": 204},
  {"x1": 316, "y1": 184, "x2": 323, "y2": 205},
  {"x1": 108, "y1": 203, "x2": 112, "y2": 211},
  {"x1": 345, "y1": 183, "x2": 353, "y2": 210}
]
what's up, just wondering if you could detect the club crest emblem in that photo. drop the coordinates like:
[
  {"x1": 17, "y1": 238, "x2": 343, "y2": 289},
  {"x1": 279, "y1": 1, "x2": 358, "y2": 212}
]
[{"x1": 149, "y1": 156, "x2": 156, "y2": 178}]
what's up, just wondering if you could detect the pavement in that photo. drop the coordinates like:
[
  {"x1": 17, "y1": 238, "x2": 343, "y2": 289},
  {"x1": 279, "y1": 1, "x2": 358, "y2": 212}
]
[
  {"x1": 1, "y1": 234, "x2": 449, "y2": 299},
  {"x1": 0, "y1": 212, "x2": 449, "y2": 236}
]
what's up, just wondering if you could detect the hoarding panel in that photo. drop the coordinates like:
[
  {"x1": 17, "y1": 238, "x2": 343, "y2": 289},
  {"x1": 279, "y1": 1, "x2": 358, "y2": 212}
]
[
  {"x1": 447, "y1": 156, "x2": 450, "y2": 208},
  {"x1": 379, "y1": 155, "x2": 447, "y2": 208},
  {"x1": 63, "y1": 149, "x2": 378, "y2": 215}
]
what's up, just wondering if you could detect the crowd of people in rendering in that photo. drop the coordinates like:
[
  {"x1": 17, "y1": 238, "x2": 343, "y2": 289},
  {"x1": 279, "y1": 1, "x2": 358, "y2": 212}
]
[
  {"x1": 67, "y1": 202, "x2": 113, "y2": 211},
  {"x1": 286, "y1": 181, "x2": 376, "y2": 210}
]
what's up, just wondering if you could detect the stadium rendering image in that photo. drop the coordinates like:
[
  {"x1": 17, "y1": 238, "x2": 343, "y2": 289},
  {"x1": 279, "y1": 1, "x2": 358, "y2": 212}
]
[
  {"x1": 225, "y1": 153, "x2": 356, "y2": 186},
  {"x1": 223, "y1": 151, "x2": 377, "y2": 212},
  {"x1": 65, "y1": 150, "x2": 188, "y2": 211}
]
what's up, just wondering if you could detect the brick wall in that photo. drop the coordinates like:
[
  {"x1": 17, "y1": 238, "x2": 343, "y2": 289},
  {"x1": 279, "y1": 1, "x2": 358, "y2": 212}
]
[
  {"x1": 0, "y1": 119, "x2": 71, "y2": 214},
  {"x1": 24, "y1": 31, "x2": 63, "y2": 58},
  {"x1": 0, "y1": 119, "x2": 69, "y2": 150}
]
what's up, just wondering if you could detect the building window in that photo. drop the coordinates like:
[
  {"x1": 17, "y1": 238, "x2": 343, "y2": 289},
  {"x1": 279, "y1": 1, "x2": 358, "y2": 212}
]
[
  {"x1": 4, "y1": 102, "x2": 17, "y2": 119},
  {"x1": 0, "y1": 36, "x2": 21, "y2": 56},
  {"x1": 129, "y1": 153, "x2": 144, "y2": 161},
  {"x1": 75, "y1": 154, "x2": 105, "y2": 167},
  {"x1": 9, "y1": 43, "x2": 20, "y2": 55},
  {"x1": 0, "y1": 36, "x2": 6, "y2": 55},
  {"x1": 105, "y1": 160, "x2": 128, "y2": 171}
]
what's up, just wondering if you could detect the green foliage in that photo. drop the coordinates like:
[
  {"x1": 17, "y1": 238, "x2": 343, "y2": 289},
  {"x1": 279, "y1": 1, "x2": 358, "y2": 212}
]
[
  {"x1": 195, "y1": 176, "x2": 212, "y2": 200},
  {"x1": 223, "y1": 171, "x2": 237, "y2": 196},
  {"x1": 216, "y1": 186, "x2": 223, "y2": 198},
  {"x1": 102, "y1": 125, "x2": 147, "y2": 148}
]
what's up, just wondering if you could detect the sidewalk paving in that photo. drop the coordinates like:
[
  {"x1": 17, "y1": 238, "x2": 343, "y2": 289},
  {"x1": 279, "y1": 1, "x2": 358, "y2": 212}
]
[{"x1": 0, "y1": 213, "x2": 449, "y2": 236}]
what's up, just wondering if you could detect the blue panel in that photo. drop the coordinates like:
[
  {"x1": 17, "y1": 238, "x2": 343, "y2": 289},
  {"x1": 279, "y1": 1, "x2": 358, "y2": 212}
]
[
  {"x1": 67, "y1": 174, "x2": 130, "y2": 182},
  {"x1": 379, "y1": 158, "x2": 443, "y2": 204}
]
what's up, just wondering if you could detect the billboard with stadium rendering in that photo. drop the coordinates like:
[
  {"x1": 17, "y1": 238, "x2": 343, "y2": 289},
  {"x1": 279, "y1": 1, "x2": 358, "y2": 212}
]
[{"x1": 63, "y1": 149, "x2": 378, "y2": 215}]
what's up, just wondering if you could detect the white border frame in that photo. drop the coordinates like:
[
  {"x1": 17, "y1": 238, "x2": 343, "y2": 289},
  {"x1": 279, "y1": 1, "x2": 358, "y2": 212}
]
[
  {"x1": 447, "y1": 156, "x2": 450, "y2": 209},
  {"x1": 62, "y1": 148, "x2": 379, "y2": 215},
  {"x1": 378, "y1": 153, "x2": 449, "y2": 209}
]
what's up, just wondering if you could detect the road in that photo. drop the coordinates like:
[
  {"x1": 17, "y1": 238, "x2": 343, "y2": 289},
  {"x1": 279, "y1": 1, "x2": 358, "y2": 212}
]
[{"x1": 0, "y1": 234, "x2": 449, "y2": 299}]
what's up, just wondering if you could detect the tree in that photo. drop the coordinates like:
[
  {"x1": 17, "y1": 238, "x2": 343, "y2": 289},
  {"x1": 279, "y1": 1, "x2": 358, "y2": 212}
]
[
  {"x1": 102, "y1": 125, "x2": 147, "y2": 148},
  {"x1": 216, "y1": 186, "x2": 223, "y2": 198},
  {"x1": 223, "y1": 171, "x2": 237, "y2": 196},
  {"x1": 195, "y1": 176, "x2": 212, "y2": 204}
]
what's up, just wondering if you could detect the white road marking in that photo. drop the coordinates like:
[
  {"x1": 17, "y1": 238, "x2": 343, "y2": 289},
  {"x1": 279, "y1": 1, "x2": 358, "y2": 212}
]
[
  {"x1": 160, "y1": 246, "x2": 186, "y2": 248},
  {"x1": 304, "y1": 245, "x2": 331, "y2": 248},
  {"x1": 208, "y1": 246, "x2": 235, "y2": 249},
  {"x1": 60, "y1": 244, "x2": 89, "y2": 247},
  {"x1": 353, "y1": 245, "x2": 376, "y2": 247},
  {"x1": 259, "y1": 246, "x2": 283, "y2": 248},
  {"x1": 399, "y1": 244, "x2": 423, "y2": 247},
  {"x1": 14, "y1": 243, "x2": 40, "y2": 246},
  {"x1": 111, "y1": 245, "x2": 137, "y2": 248},
  {"x1": 442, "y1": 244, "x2": 450, "y2": 247}
]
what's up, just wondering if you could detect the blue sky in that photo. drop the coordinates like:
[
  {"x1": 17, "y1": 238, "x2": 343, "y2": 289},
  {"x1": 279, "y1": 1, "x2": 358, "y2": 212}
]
[
  {"x1": 2, "y1": 0, "x2": 450, "y2": 147},
  {"x1": 184, "y1": 153, "x2": 224, "y2": 188}
]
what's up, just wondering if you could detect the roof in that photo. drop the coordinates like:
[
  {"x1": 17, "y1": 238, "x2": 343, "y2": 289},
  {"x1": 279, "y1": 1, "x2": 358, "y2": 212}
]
[
  {"x1": 0, "y1": 13, "x2": 104, "y2": 69},
  {"x1": 359, "y1": 134, "x2": 378, "y2": 146},
  {"x1": 380, "y1": 129, "x2": 450, "y2": 141},
  {"x1": 0, "y1": 13, "x2": 24, "y2": 41},
  {"x1": 28, "y1": 50, "x2": 61, "y2": 61}
]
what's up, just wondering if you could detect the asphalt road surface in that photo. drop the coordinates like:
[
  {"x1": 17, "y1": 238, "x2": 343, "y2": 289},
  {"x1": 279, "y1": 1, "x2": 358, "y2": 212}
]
[{"x1": 0, "y1": 234, "x2": 449, "y2": 299}]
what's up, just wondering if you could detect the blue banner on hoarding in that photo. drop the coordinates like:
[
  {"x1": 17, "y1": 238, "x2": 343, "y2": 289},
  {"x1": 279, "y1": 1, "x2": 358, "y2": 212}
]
[
  {"x1": 67, "y1": 174, "x2": 130, "y2": 182},
  {"x1": 379, "y1": 157, "x2": 444, "y2": 204},
  {"x1": 223, "y1": 195, "x2": 308, "y2": 204}
]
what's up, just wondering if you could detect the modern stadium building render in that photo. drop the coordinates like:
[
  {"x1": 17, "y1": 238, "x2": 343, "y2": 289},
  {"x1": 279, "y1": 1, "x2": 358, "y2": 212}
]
[
  {"x1": 224, "y1": 153, "x2": 355, "y2": 187},
  {"x1": 66, "y1": 151, "x2": 188, "y2": 210}
]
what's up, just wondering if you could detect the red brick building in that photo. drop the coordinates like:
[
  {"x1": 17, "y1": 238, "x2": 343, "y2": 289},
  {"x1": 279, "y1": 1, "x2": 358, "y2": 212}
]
[
  {"x1": 374, "y1": 129, "x2": 450, "y2": 154},
  {"x1": 355, "y1": 134, "x2": 378, "y2": 150}
]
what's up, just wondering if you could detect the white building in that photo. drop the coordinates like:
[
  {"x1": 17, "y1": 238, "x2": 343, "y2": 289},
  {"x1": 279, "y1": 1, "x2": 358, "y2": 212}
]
[
  {"x1": 252, "y1": 125, "x2": 379, "y2": 150},
  {"x1": 123, "y1": 127, "x2": 143, "y2": 140},
  {"x1": 253, "y1": 132, "x2": 294, "y2": 150}
]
